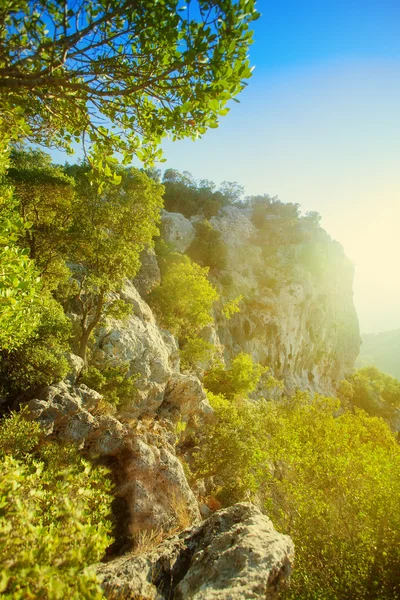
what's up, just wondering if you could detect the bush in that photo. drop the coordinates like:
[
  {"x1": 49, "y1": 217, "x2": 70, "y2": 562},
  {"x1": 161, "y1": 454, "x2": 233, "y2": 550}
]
[
  {"x1": 195, "y1": 392, "x2": 400, "y2": 599},
  {"x1": 150, "y1": 255, "x2": 219, "y2": 340},
  {"x1": 203, "y1": 352, "x2": 266, "y2": 400},
  {"x1": 180, "y1": 336, "x2": 216, "y2": 371},
  {"x1": 0, "y1": 412, "x2": 113, "y2": 599},
  {"x1": 0, "y1": 294, "x2": 70, "y2": 398},
  {"x1": 80, "y1": 363, "x2": 138, "y2": 409},
  {"x1": 187, "y1": 220, "x2": 228, "y2": 271},
  {"x1": 339, "y1": 366, "x2": 400, "y2": 424}
]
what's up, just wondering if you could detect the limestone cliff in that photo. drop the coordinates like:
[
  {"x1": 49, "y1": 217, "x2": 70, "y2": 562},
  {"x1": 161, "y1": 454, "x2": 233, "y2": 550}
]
[{"x1": 161, "y1": 205, "x2": 360, "y2": 396}]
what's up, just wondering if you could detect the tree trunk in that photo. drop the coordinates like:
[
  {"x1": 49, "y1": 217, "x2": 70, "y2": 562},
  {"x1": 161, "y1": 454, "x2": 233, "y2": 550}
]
[{"x1": 78, "y1": 289, "x2": 105, "y2": 364}]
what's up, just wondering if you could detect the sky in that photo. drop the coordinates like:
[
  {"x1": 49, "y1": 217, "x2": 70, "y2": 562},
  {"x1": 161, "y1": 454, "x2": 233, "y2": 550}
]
[{"x1": 159, "y1": 0, "x2": 400, "y2": 334}]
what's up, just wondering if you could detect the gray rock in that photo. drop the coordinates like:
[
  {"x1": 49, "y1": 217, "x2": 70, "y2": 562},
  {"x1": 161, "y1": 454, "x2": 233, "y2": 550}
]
[
  {"x1": 161, "y1": 211, "x2": 195, "y2": 253},
  {"x1": 64, "y1": 353, "x2": 84, "y2": 384},
  {"x1": 96, "y1": 503, "x2": 294, "y2": 600},
  {"x1": 27, "y1": 382, "x2": 200, "y2": 534},
  {"x1": 133, "y1": 248, "x2": 161, "y2": 296},
  {"x1": 160, "y1": 373, "x2": 213, "y2": 424},
  {"x1": 93, "y1": 283, "x2": 179, "y2": 418},
  {"x1": 208, "y1": 205, "x2": 360, "y2": 395}
]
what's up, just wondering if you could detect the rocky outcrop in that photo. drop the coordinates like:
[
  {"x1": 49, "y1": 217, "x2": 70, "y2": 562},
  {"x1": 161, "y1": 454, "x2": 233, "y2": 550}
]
[
  {"x1": 204, "y1": 206, "x2": 360, "y2": 395},
  {"x1": 133, "y1": 248, "x2": 161, "y2": 297},
  {"x1": 161, "y1": 210, "x2": 195, "y2": 253},
  {"x1": 92, "y1": 282, "x2": 180, "y2": 418},
  {"x1": 160, "y1": 373, "x2": 213, "y2": 424},
  {"x1": 27, "y1": 380, "x2": 201, "y2": 535},
  {"x1": 97, "y1": 503, "x2": 294, "y2": 600}
]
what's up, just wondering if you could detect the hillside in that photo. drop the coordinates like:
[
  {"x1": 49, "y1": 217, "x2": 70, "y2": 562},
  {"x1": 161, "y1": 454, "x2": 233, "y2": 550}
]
[{"x1": 356, "y1": 329, "x2": 400, "y2": 379}]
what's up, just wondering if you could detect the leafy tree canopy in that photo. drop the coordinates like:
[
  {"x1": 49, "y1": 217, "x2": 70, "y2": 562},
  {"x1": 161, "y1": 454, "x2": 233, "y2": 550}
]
[{"x1": 0, "y1": 0, "x2": 259, "y2": 166}]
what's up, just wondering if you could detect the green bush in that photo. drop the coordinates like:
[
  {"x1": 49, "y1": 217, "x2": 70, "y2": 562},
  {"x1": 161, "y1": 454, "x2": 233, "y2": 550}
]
[
  {"x1": 80, "y1": 363, "x2": 138, "y2": 409},
  {"x1": 339, "y1": 366, "x2": 400, "y2": 424},
  {"x1": 150, "y1": 255, "x2": 219, "y2": 340},
  {"x1": 203, "y1": 352, "x2": 266, "y2": 400},
  {"x1": 187, "y1": 220, "x2": 228, "y2": 271},
  {"x1": 0, "y1": 294, "x2": 70, "y2": 398},
  {"x1": 195, "y1": 392, "x2": 400, "y2": 600},
  {"x1": 180, "y1": 336, "x2": 216, "y2": 371},
  {"x1": 0, "y1": 412, "x2": 112, "y2": 599}
]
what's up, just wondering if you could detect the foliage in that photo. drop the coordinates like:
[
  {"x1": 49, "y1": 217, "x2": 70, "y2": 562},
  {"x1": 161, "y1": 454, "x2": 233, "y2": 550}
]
[
  {"x1": 0, "y1": 412, "x2": 112, "y2": 599},
  {"x1": 0, "y1": 294, "x2": 70, "y2": 398},
  {"x1": 195, "y1": 392, "x2": 271, "y2": 504},
  {"x1": 222, "y1": 295, "x2": 243, "y2": 320},
  {"x1": 0, "y1": 407, "x2": 41, "y2": 458},
  {"x1": 187, "y1": 219, "x2": 228, "y2": 270},
  {"x1": 163, "y1": 170, "x2": 232, "y2": 218},
  {"x1": 80, "y1": 364, "x2": 138, "y2": 409},
  {"x1": 339, "y1": 366, "x2": 400, "y2": 424},
  {"x1": 0, "y1": 0, "x2": 259, "y2": 167},
  {"x1": 64, "y1": 164, "x2": 163, "y2": 360},
  {"x1": 8, "y1": 148, "x2": 76, "y2": 290},
  {"x1": 180, "y1": 336, "x2": 216, "y2": 371},
  {"x1": 0, "y1": 141, "x2": 41, "y2": 350},
  {"x1": 196, "y1": 392, "x2": 400, "y2": 599},
  {"x1": 203, "y1": 352, "x2": 266, "y2": 399},
  {"x1": 150, "y1": 255, "x2": 219, "y2": 340}
]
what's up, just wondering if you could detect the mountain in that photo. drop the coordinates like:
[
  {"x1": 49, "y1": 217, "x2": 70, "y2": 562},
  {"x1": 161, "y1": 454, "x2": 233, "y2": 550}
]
[{"x1": 356, "y1": 329, "x2": 400, "y2": 379}]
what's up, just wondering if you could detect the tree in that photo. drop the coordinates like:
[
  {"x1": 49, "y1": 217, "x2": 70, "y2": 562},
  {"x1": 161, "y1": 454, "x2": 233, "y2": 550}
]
[
  {"x1": 339, "y1": 366, "x2": 400, "y2": 424},
  {"x1": 203, "y1": 352, "x2": 267, "y2": 399},
  {"x1": 65, "y1": 165, "x2": 164, "y2": 362},
  {"x1": 0, "y1": 0, "x2": 259, "y2": 165},
  {"x1": 8, "y1": 148, "x2": 76, "y2": 290},
  {"x1": 0, "y1": 140, "x2": 41, "y2": 350},
  {"x1": 150, "y1": 255, "x2": 219, "y2": 339}
]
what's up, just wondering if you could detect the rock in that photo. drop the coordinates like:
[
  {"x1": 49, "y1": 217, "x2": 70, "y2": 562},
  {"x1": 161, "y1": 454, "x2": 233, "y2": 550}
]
[
  {"x1": 28, "y1": 382, "x2": 126, "y2": 454},
  {"x1": 96, "y1": 503, "x2": 294, "y2": 600},
  {"x1": 160, "y1": 373, "x2": 213, "y2": 424},
  {"x1": 27, "y1": 382, "x2": 200, "y2": 536},
  {"x1": 208, "y1": 205, "x2": 360, "y2": 395},
  {"x1": 93, "y1": 283, "x2": 180, "y2": 418},
  {"x1": 133, "y1": 248, "x2": 161, "y2": 296},
  {"x1": 161, "y1": 211, "x2": 195, "y2": 253},
  {"x1": 122, "y1": 421, "x2": 201, "y2": 535},
  {"x1": 64, "y1": 353, "x2": 84, "y2": 384}
]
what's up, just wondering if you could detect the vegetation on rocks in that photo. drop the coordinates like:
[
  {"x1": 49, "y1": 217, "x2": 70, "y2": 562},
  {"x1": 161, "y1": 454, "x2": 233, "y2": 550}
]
[
  {"x1": 0, "y1": 411, "x2": 113, "y2": 600},
  {"x1": 1, "y1": 3, "x2": 400, "y2": 599}
]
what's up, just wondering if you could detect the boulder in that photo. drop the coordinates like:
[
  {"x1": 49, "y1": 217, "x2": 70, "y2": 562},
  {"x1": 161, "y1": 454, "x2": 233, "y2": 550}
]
[
  {"x1": 96, "y1": 503, "x2": 294, "y2": 600},
  {"x1": 133, "y1": 248, "x2": 161, "y2": 296},
  {"x1": 160, "y1": 373, "x2": 213, "y2": 424},
  {"x1": 93, "y1": 283, "x2": 180, "y2": 417},
  {"x1": 161, "y1": 211, "x2": 195, "y2": 253}
]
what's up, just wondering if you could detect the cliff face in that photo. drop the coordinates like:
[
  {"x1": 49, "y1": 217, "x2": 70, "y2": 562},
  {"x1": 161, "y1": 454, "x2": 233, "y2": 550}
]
[{"x1": 162, "y1": 205, "x2": 360, "y2": 396}]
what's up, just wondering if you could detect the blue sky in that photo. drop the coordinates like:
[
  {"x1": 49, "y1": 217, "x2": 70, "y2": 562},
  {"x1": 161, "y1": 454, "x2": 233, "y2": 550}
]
[{"x1": 159, "y1": 0, "x2": 400, "y2": 334}]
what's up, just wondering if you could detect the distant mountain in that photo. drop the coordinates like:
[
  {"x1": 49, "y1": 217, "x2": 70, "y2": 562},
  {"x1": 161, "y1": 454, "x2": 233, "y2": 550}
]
[{"x1": 356, "y1": 329, "x2": 400, "y2": 380}]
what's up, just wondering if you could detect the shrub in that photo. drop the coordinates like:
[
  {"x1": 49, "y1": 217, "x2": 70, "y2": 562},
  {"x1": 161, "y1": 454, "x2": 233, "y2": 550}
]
[
  {"x1": 180, "y1": 336, "x2": 216, "y2": 371},
  {"x1": 187, "y1": 220, "x2": 228, "y2": 271},
  {"x1": 339, "y1": 366, "x2": 400, "y2": 424},
  {"x1": 80, "y1": 364, "x2": 138, "y2": 409},
  {"x1": 0, "y1": 412, "x2": 113, "y2": 599},
  {"x1": 0, "y1": 294, "x2": 70, "y2": 398},
  {"x1": 196, "y1": 392, "x2": 400, "y2": 599},
  {"x1": 222, "y1": 295, "x2": 243, "y2": 320},
  {"x1": 203, "y1": 352, "x2": 266, "y2": 400},
  {"x1": 150, "y1": 255, "x2": 219, "y2": 339}
]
